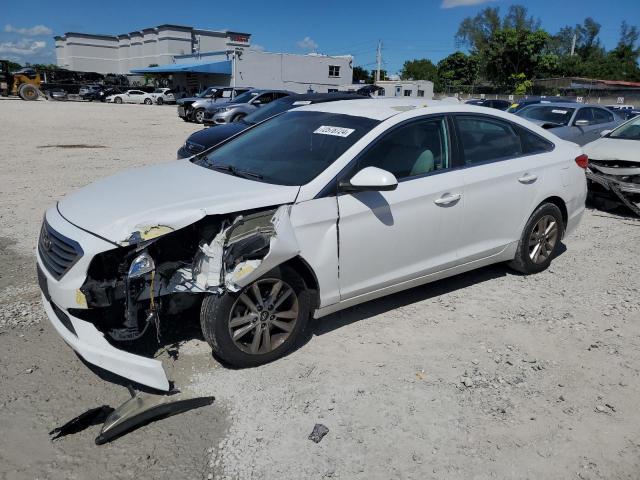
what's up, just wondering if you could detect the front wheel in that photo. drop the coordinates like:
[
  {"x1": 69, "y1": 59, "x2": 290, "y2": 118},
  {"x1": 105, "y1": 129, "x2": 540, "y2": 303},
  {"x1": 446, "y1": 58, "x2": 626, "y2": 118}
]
[
  {"x1": 156, "y1": 97, "x2": 163, "y2": 105},
  {"x1": 232, "y1": 113, "x2": 246, "y2": 123},
  {"x1": 200, "y1": 265, "x2": 310, "y2": 367},
  {"x1": 114, "y1": 97, "x2": 122, "y2": 104},
  {"x1": 144, "y1": 98, "x2": 152, "y2": 105},
  {"x1": 193, "y1": 108, "x2": 205, "y2": 124},
  {"x1": 509, "y1": 203, "x2": 564, "y2": 274}
]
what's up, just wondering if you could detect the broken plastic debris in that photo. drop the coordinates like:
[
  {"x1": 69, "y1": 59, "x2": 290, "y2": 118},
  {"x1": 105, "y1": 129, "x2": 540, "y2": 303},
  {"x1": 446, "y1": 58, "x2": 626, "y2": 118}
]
[
  {"x1": 49, "y1": 405, "x2": 114, "y2": 440},
  {"x1": 308, "y1": 423, "x2": 329, "y2": 443},
  {"x1": 95, "y1": 392, "x2": 215, "y2": 445},
  {"x1": 123, "y1": 225, "x2": 175, "y2": 245}
]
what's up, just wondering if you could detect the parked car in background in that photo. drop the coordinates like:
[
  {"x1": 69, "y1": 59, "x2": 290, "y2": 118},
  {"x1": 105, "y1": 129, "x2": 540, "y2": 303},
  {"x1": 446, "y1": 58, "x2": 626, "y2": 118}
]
[
  {"x1": 106, "y1": 89, "x2": 155, "y2": 105},
  {"x1": 79, "y1": 84, "x2": 102, "y2": 98},
  {"x1": 178, "y1": 92, "x2": 365, "y2": 158},
  {"x1": 206, "y1": 89, "x2": 293, "y2": 125},
  {"x1": 177, "y1": 86, "x2": 252, "y2": 123},
  {"x1": 466, "y1": 99, "x2": 511, "y2": 110},
  {"x1": 583, "y1": 115, "x2": 640, "y2": 215},
  {"x1": 605, "y1": 104, "x2": 639, "y2": 121},
  {"x1": 148, "y1": 88, "x2": 176, "y2": 105},
  {"x1": 507, "y1": 96, "x2": 576, "y2": 114},
  {"x1": 37, "y1": 99, "x2": 586, "y2": 390},
  {"x1": 515, "y1": 103, "x2": 623, "y2": 145}
]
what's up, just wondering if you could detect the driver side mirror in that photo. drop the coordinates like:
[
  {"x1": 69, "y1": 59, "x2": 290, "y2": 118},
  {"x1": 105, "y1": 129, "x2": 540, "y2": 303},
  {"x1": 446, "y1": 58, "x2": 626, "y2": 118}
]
[
  {"x1": 339, "y1": 166, "x2": 398, "y2": 193},
  {"x1": 599, "y1": 129, "x2": 612, "y2": 137},
  {"x1": 253, "y1": 100, "x2": 262, "y2": 106},
  {"x1": 574, "y1": 119, "x2": 590, "y2": 127}
]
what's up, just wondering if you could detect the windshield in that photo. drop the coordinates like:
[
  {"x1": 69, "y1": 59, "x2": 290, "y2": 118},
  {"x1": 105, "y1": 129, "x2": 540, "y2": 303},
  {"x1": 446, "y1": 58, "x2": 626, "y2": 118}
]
[
  {"x1": 243, "y1": 98, "x2": 296, "y2": 124},
  {"x1": 518, "y1": 106, "x2": 575, "y2": 125},
  {"x1": 153, "y1": 88, "x2": 164, "y2": 93},
  {"x1": 609, "y1": 116, "x2": 640, "y2": 140},
  {"x1": 197, "y1": 87, "x2": 217, "y2": 97},
  {"x1": 194, "y1": 111, "x2": 378, "y2": 186},
  {"x1": 231, "y1": 91, "x2": 260, "y2": 103}
]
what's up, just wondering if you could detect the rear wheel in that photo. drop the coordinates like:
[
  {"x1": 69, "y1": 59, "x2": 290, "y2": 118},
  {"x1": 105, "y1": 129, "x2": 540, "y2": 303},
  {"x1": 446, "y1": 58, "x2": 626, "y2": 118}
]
[
  {"x1": 19, "y1": 84, "x2": 39, "y2": 101},
  {"x1": 114, "y1": 97, "x2": 122, "y2": 104},
  {"x1": 156, "y1": 97, "x2": 164, "y2": 105},
  {"x1": 193, "y1": 108, "x2": 205, "y2": 124},
  {"x1": 509, "y1": 203, "x2": 564, "y2": 274},
  {"x1": 200, "y1": 265, "x2": 310, "y2": 367}
]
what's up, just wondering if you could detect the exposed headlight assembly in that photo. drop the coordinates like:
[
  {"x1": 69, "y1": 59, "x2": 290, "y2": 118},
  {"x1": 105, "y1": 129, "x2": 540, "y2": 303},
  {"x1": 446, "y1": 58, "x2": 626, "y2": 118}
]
[{"x1": 128, "y1": 252, "x2": 155, "y2": 278}]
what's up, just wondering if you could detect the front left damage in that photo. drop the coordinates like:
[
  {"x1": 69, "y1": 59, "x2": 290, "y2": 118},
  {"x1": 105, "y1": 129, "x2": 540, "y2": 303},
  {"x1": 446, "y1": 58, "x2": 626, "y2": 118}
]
[
  {"x1": 586, "y1": 160, "x2": 640, "y2": 216},
  {"x1": 55, "y1": 205, "x2": 300, "y2": 391}
]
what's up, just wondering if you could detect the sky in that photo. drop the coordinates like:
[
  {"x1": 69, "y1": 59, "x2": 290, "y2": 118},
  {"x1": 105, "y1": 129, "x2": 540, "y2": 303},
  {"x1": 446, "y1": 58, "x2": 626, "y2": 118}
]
[{"x1": 2, "y1": 0, "x2": 639, "y2": 74}]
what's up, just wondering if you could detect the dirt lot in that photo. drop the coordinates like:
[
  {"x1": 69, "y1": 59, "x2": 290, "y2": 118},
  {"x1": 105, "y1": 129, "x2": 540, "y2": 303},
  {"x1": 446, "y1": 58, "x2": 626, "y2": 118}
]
[{"x1": 1, "y1": 98, "x2": 639, "y2": 480}]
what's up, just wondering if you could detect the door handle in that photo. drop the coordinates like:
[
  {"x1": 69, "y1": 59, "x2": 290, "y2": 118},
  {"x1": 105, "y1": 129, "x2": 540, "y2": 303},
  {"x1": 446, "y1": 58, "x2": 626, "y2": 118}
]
[
  {"x1": 518, "y1": 173, "x2": 538, "y2": 184},
  {"x1": 434, "y1": 193, "x2": 462, "y2": 206}
]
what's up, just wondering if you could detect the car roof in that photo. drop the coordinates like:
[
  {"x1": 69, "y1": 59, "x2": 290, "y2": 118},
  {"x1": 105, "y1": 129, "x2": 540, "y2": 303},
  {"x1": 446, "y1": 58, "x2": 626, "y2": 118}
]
[
  {"x1": 520, "y1": 102, "x2": 579, "y2": 109},
  {"x1": 286, "y1": 92, "x2": 365, "y2": 102},
  {"x1": 296, "y1": 98, "x2": 463, "y2": 120}
]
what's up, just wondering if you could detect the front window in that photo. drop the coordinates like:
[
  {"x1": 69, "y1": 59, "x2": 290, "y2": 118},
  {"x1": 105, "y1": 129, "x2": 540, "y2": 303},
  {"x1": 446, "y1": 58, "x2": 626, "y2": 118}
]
[
  {"x1": 231, "y1": 90, "x2": 260, "y2": 103},
  {"x1": 609, "y1": 116, "x2": 640, "y2": 140},
  {"x1": 329, "y1": 65, "x2": 340, "y2": 77},
  {"x1": 195, "y1": 111, "x2": 378, "y2": 186},
  {"x1": 243, "y1": 98, "x2": 296, "y2": 124},
  {"x1": 518, "y1": 106, "x2": 575, "y2": 126}
]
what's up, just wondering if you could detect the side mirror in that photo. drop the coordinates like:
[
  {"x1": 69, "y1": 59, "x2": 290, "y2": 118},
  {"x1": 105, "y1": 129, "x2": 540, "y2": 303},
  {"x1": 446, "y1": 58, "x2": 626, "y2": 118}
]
[
  {"x1": 599, "y1": 129, "x2": 612, "y2": 137},
  {"x1": 339, "y1": 166, "x2": 398, "y2": 193},
  {"x1": 253, "y1": 100, "x2": 262, "y2": 106},
  {"x1": 574, "y1": 119, "x2": 590, "y2": 127}
]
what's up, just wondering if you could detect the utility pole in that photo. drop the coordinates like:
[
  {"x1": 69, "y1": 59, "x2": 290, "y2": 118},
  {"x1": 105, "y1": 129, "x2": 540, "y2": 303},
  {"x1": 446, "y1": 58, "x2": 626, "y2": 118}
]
[
  {"x1": 375, "y1": 40, "x2": 382, "y2": 83},
  {"x1": 570, "y1": 34, "x2": 577, "y2": 56}
]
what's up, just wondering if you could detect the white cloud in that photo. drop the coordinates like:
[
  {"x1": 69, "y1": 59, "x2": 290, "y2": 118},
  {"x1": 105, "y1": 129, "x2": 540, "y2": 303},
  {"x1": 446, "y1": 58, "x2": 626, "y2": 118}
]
[
  {"x1": 441, "y1": 0, "x2": 497, "y2": 8},
  {"x1": 249, "y1": 43, "x2": 265, "y2": 52},
  {"x1": 0, "y1": 39, "x2": 47, "y2": 55},
  {"x1": 4, "y1": 24, "x2": 53, "y2": 36},
  {"x1": 297, "y1": 36, "x2": 318, "y2": 51}
]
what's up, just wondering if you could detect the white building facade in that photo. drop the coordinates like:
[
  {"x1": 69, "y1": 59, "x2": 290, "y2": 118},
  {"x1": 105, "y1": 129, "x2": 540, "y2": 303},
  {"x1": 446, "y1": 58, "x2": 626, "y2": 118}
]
[
  {"x1": 54, "y1": 25, "x2": 353, "y2": 93},
  {"x1": 374, "y1": 80, "x2": 434, "y2": 99}
]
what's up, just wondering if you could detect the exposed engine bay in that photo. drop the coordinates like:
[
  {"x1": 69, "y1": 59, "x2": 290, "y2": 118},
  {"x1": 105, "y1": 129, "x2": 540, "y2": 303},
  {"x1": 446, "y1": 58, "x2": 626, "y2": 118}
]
[{"x1": 587, "y1": 160, "x2": 640, "y2": 216}]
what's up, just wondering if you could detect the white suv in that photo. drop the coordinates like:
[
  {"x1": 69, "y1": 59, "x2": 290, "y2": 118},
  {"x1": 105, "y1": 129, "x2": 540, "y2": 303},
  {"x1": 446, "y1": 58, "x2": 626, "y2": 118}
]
[{"x1": 37, "y1": 98, "x2": 587, "y2": 391}]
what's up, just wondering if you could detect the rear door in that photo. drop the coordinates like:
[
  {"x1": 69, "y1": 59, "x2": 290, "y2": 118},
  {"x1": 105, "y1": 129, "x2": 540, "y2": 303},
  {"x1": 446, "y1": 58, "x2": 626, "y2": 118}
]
[{"x1": 453, "y1": 114, "x2": 553, "y2": 263}]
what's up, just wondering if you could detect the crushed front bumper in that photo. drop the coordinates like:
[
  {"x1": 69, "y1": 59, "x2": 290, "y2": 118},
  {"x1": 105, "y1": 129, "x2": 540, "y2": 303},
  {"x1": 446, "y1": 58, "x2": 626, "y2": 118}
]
[{"x1": 37, "y1": 206, "x2": 170, "y2": 391}]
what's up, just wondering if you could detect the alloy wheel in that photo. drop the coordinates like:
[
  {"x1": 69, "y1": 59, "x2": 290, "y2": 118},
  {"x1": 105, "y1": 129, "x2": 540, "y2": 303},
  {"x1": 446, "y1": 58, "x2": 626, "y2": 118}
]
[
  {"x1": 228, "y1": 278, "x2": 299, "y2": 355},
  {"x1": 528, "y1": 215, "x2": 559, "y2": 264}
]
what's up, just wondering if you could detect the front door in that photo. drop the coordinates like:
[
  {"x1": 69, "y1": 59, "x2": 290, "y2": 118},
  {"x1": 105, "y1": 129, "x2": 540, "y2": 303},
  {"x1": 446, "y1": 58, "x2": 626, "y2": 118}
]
[{"x1": 337, "y1": 116, "x2": 465, "y2": 300}]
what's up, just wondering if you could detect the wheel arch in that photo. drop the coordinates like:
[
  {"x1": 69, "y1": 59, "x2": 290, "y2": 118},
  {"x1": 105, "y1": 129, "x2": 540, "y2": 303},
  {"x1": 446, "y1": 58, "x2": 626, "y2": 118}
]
[
  {"x1": 280, "y1": 255, "x2": 320, "y2": 310},
  {"x1": 531, "y1": 196, "x2": 568, "y2": 237}
]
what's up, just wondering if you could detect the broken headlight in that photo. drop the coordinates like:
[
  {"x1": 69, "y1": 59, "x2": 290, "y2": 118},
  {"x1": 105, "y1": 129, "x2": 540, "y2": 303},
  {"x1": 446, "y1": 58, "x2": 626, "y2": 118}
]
[{"x1": 128, "y1": 252, "x2": 155, "y2": 278}]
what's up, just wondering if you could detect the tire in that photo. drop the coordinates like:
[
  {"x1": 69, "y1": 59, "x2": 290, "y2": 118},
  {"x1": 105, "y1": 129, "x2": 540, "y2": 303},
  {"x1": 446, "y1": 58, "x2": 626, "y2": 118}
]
[
  {"x1": 114, "y1": 97, "x2": 123, "y2": 104},
  {"x1": 193, "y1": 108, "x2": 205, "y2": 124},
  {"x1": 144, "y1": 98, "x2": 152, "y2": 105},
  {"x1": 232, "y1": 113, "x2": 246, "y2": 123},
  {"x1": 156, "y1": 97, "x2": 163, "y2": 105},
  {"x1": 19, "y1": 84, "x2": 39, "y2": 101},
  {"x1": 509, "y1": 203, "x2": 564, "y2": 274},
  {"x1": 200, "y1": 265, "x2": 311, "y2": 368}
]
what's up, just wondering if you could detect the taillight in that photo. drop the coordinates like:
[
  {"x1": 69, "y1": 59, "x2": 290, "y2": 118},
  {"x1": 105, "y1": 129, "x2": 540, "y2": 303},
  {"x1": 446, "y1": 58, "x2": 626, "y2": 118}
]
[{"x1": 575, "y1": 154, "x2": 588, "y2": 169}]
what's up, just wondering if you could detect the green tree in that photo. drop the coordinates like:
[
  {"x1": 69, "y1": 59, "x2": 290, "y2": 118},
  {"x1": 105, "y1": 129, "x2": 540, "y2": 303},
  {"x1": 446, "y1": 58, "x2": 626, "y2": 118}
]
[
  {"x1": 437, "y1": 52, "x2": 479, "y2": 91},
  {"x1": 400, "y1": 59, "x2": 438, "y2": 82},
  {"x1": 353, "y1": 66, "x2": 371, "y2": 83}
]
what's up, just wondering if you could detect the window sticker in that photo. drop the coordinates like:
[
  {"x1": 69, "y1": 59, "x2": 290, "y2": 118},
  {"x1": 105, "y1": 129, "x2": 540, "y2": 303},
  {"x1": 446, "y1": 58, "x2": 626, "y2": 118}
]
[
  {"x1": 292, "y1": 100, "x2": 312, "y2": 105},
  {"x1": 551, "y1": 109, "x2": 568, "y2": 114},
  {"x1": 313, "y1": 125, "x2": 355, "y2": 137}
]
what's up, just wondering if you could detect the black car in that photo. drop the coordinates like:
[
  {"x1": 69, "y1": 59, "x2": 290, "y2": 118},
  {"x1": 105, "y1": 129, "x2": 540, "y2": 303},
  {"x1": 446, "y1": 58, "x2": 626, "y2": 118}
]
[
  {"x1": 177, "y1": 92, "x2": 365, "y2": 159},
  {"x1": 506, "y1": 96, "x2": 576, "y2": 114},
  {"x1": 465, "y1": 99, "x2": 511, "y2": 110}
]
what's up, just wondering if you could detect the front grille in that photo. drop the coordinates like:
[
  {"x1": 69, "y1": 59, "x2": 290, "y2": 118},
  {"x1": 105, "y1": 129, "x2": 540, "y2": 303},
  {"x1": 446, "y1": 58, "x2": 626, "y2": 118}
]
[{"x1": 38, "y1": 220, "x2": 83, "y2": 280}]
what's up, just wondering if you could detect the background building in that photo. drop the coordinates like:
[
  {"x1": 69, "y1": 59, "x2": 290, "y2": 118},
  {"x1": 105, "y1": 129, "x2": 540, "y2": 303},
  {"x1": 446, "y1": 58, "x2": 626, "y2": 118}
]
[
  {"x1": 374, "y1": 80, "x2": 434, "y2": 99},
  {"x1": 54, "y1": 24, "x2": 353, "y2": 93}
]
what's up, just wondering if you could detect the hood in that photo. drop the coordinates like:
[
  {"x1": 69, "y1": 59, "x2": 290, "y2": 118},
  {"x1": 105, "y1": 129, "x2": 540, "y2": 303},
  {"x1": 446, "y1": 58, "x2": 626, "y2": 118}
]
[
  {"x1": 58, "y1": 161, "x2": 300, "y2": 244},
  {"x1": 188, "y1": 122, "x2": 247, "y2": 148},
  {"x1": 583, "y1": 137, "x2": 640, "y2": 163}
]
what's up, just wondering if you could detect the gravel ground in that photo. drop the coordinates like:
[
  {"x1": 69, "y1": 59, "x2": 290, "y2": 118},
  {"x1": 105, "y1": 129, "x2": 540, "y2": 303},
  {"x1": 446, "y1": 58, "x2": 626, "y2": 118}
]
[{"x1": 1, "y1": 98, "x2": 639, "y2": 480}]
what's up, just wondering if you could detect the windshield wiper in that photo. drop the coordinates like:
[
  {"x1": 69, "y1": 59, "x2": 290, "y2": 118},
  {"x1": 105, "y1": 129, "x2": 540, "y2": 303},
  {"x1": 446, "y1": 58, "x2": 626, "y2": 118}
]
[{"x1": 210, "y1": 164, "x2": 263, "y2": 180}]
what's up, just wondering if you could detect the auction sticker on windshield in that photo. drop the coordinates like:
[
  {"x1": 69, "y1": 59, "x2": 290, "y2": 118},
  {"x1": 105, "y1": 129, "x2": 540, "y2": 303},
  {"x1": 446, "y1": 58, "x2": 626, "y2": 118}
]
[
  {"x1": 314, "y1": 126, "x2": 355, "y2": 137},
  {"x1": 552, "y1": 109, "x2": 568, "y2": 114}
]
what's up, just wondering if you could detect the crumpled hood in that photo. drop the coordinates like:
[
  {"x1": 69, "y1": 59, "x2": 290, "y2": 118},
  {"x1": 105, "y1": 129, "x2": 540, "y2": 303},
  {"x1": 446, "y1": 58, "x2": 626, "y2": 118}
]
[
  {"x1": 58, "y1": 161, "x2": 300, "y2": 244},
  {"x1": 583, "y1": 137, "x2": 640, "y2": 163}
]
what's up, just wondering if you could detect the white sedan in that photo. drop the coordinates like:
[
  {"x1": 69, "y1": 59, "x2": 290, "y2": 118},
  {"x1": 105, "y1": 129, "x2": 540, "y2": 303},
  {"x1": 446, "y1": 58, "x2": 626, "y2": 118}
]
[
  {"x1": 105, "y1": 89, "x2": 154, "y2": 105},
  {"x1": 148, "y1": 87, "x2": 176, "y2": 105},
  {"x1": 37, "y1": 98, "x2": 586, "y2": 391}
]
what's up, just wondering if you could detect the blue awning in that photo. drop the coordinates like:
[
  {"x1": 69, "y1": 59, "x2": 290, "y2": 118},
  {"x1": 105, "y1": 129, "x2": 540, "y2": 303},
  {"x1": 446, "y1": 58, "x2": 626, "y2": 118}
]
[{"x1": 130, "y1": 60, "x2": 231, "y2": 75}]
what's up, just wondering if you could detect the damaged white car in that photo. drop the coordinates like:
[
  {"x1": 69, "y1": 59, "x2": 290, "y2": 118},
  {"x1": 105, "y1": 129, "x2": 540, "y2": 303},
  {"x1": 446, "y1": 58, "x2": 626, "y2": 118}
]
[{"x1": 37, "y1": 99, "x2": 587, "y2": 391}]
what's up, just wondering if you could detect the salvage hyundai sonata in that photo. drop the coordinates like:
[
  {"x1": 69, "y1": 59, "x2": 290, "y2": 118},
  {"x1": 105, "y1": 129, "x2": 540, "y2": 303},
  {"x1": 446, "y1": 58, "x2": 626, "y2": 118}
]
[{"x1": 37, "y1": 98, "x2": 587, "y2": 391}]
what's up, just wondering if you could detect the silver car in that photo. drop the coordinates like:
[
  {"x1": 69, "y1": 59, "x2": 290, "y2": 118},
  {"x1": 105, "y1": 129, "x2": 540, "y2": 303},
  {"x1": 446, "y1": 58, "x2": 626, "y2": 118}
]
[
  {"x1": 209, "y1": 89, "x2": 292, "y2": 124},
  {"x1": 516, "y1": 103, "x2": 624, "y2": 146}
]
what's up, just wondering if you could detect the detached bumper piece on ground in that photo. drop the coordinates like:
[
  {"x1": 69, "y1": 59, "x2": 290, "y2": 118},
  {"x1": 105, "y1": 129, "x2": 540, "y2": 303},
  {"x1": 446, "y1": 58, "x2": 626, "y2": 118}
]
[
  {"x1": 587, "y1": 161, "x2": 640, "y2": 216},
  {"x1": 49, "y1": 386, "x2": 214, "y2": 445}
]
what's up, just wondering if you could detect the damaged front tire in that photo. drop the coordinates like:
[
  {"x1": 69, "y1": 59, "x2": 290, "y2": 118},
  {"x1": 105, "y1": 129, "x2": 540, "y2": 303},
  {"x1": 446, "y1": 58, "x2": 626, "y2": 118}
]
[{"x1": 200, "y1": 265, "x2": 310, "y2": 367}]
